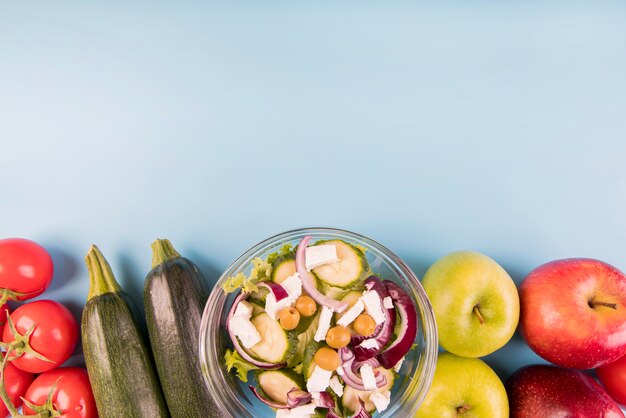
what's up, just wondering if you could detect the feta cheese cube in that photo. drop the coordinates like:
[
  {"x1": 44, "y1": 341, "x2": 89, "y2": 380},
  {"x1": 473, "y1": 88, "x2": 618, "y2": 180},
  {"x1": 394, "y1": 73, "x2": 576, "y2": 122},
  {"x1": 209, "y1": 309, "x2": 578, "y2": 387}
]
[
  {"x1": 383, "y1": 296, "x2": 394, "y2": 310},
  {"x1": 229, "y1": 315, "x2": 261, "y2": 348},
  {"x1": 265, "y1": 292, "x2": 293, "y2": 321},
  {"x1": 359, "y1": 338, "x2": 380, "y2": 350},
  {"x1": 394, "y1": 356, "x2": 405, "y2": 372},
  {"x1": 306, "y1": 365, "x2": 332, "y2": 393},
  {"x1": 336, "y1": 299, "x2": 364, "y2": 327},
  {"x1": 233, "y1": 300, "x2": 254, "y2": 318},
  {"x1": 361, "y1": 290, "x2": 385, "y2": 325},
  {"x1": 314, "y1": 306, "x2": 333, "y2": 342},
  {"x1": 329, "y1": 375, "x2": 344, "y2": 397},
  {"x1": 305, "y1": 245, "x2": 339, "y2": 271},
  {"x1": 281, "y1": 273, "x2": 302, "y2": 301},
  {"x1": 360, "y1": 364, "x2": 377, "y2": 391},
  {"x1": 370, "y1": 390, "x2": 391, "y2": 412}
]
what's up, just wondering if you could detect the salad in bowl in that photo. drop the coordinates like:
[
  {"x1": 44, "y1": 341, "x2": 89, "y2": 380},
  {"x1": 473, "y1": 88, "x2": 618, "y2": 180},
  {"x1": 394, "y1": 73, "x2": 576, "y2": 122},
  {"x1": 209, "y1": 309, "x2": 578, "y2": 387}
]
[{"x1": 199, "y1": 228, "x2": 437, "y2": 418}]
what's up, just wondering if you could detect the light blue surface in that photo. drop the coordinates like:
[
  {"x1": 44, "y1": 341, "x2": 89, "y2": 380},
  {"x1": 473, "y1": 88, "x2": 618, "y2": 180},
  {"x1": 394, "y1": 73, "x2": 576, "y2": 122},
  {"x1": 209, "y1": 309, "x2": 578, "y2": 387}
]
[{"x1": 1, "y1": 0, "x2": 626, "y2": 402}]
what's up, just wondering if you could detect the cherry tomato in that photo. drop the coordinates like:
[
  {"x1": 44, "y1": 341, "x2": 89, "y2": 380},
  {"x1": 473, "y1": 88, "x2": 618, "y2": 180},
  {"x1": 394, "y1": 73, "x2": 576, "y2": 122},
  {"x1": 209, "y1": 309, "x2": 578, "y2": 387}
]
[
  {"x1": 22, "y1": 367, "x2": 97, "y2": 418},
  {"x1": 0, "y1": 360, "x2": 35, "y2": 418},
  {"x1": 0, "y1": 238, "x2": 53, "y2": 300},
  {"x1": 2, "y1": 300, "x2": 78, "y2": 373},
  {"x1": 598, "y1": 354, "x2": 626, "y2": 405}
]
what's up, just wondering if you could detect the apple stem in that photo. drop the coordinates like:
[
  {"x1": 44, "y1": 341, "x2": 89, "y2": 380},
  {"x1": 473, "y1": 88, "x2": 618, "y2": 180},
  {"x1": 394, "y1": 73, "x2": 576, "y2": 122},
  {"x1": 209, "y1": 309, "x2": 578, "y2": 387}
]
[
  {"x1": 473, "y1": 305, "x2": 485, "y2": 325},
  {"x1": 589, "y1": 300, "x2": 618, "y2": 310},
  {"x1": 457, "y1": 403, "x2": 471, "y2": 414}
]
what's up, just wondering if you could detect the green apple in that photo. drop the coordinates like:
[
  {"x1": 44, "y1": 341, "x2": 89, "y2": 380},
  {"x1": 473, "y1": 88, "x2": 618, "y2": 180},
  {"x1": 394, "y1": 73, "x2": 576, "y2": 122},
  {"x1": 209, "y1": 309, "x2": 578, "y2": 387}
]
[
  {"x1": 422, "y1": 251, "x2": 519, "y2": 358},
  {"x1": 416, "y1": 352, "x2": 509, "y2": 418}
]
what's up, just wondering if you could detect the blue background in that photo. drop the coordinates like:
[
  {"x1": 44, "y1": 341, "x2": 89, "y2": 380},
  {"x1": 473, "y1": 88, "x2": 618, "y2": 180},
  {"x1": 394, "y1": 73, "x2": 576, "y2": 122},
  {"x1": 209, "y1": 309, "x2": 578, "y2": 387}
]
[{"x1": 1, "y1": 0, "x2": 625, "y2": 405}]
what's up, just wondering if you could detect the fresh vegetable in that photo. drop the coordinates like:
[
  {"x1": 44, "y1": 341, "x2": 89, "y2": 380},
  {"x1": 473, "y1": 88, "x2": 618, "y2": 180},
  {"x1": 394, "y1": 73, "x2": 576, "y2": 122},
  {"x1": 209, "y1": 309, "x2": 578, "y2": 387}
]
[
  {"x1": 22, "y1": 367, "x2": 97, "y2": 418},
  {"x1": 0, "y1": 360, "x2": 34, "y2": 418},
  {"x1": 296, "y1": 236, "x2": 349, "y2": 313},
  {"x1": 272, "y1": 253, "x2": 297, "y2": 284},
  {"x1": 342, "y1": 368, "x2": 394, "y2": 413},
  {"x1": 287, "y1": 387, "x2": 313, "y2": 408},
  {"x1": 257, "y1": 369, "x2": 304, "y2": 404},
  {"x1": 351, "y1": 277, "x2": 396, "y2": 362},
  {"x1": 0, "y1": 238, "x2": 53, "y2": 304},
  {"x1": 249, "y1": 385, "x2": 290, "y2": 409},
  {"x1": 312, "y1": 240, "x2": 368, "y2": 289},
  {"x1": 248, "y1": 312, "x2": 298, "y2": 364},
  {"x1": 2, "y1": 300, "x2": 78, "y2": 373},
  {"x1": 81, "y1": 245, "x2": 168, "y2": 418},
  {"x1": 377, "y1": 280, "x2": 418, "y2": 369},
  {"x1": 226, "y1": 293, "x2": 284, "y2": 370},
  {"x1": 144, "y1": 239, "x2": 220, "y2": 418},
  {"x1": 339, "y1": 348, "x2": 387, "y2": 391}
]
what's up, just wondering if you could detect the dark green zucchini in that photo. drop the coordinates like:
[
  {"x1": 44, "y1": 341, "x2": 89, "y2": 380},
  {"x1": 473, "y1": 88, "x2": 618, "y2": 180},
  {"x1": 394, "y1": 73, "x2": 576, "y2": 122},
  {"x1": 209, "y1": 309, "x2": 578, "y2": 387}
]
[
  {"x1": 144, "y1": 239, "x2": 221, "y2": 418},
  {"x1": 82, "y1": 245, "x2": 169, "y2": 418}
]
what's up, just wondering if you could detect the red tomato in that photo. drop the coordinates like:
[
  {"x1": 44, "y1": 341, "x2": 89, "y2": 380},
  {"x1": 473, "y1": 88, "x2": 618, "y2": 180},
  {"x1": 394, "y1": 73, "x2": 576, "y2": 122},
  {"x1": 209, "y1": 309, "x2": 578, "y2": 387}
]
[
  {"x1": 598, "y1": 354, "x2": 626, "y2": 405},
  {"x1": 2, "y1": 300, "x2": 78, "y2": 373},
  {"x1": 0, "y1": 238, "x2": 53, "y2": 300},
  {"x1": 22, "y1": 367, "x2": 97, "y2": 418},
  {"x1": 0, "y1": 360, "x2": 35, "y2": 418}
]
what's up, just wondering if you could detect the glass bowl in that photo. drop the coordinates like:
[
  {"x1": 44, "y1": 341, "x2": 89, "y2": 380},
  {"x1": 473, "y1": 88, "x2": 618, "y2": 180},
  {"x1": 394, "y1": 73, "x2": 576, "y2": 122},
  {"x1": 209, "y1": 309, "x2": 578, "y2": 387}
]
[{"x1": 199, "y1": 227, "x2": 438, "y2": 417}]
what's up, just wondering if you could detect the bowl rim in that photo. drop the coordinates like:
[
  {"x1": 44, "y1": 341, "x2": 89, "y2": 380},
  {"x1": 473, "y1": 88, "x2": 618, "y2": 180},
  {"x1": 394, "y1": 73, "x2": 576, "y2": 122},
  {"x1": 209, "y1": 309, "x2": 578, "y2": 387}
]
[{"x1": 199, "y1": 226, "x2": 438, "y2": 417}]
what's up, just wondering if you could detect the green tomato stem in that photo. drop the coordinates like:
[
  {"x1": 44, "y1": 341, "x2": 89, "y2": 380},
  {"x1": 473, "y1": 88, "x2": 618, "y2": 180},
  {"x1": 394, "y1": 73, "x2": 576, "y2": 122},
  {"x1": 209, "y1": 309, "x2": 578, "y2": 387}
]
[
  {"x1": 150, "y1": 239, "x2": 181, "y2": 269},
  {"x1": 85, "y1": 245, "x2": 122, "y2": 301}
]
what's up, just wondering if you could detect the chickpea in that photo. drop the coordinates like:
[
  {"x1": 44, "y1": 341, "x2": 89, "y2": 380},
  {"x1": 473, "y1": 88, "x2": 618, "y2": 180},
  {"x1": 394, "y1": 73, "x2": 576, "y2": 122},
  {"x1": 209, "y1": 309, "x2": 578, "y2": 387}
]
[
  {"x1": 313, "y1": 347, "x2": 340, "y2": 371},
  {"x1": 326, "y1": 326, "x2": 351, "y2": 349},
  {"x1": 354, "y1": 313, "x2": 376, "y2": 336},
  {"x1": 278, "y1": 307, "x2": 300, "y2": 330},
  {"x1": 295, "y1": 295, "x2": 317, "y2": 317}
]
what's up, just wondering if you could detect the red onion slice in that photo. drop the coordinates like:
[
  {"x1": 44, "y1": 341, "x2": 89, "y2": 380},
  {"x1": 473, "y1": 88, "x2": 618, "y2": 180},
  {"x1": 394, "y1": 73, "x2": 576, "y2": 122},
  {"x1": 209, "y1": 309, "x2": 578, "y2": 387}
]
[
  {"x1": 296, "y1": 236, "x2": 348, "y2": 313},
  {"x1": 352, "y1": 398, "x2": 373, "y2": 418},
  {"x1": 377, "y1": 280, "x2": 418, "y2": 369},
  {"x1": 287, "y1": 388, "x2": 312, "y2": 408},
  {"x1": 339, "y1": 347, "x2": 387, "y2": 391},
  {"x1": 351, "y1": 276, "x2": 397, "y2": 362},
  {"x1": 258, "y1": 281, "x2": 289, "y2": 301},
  {"x1": 351, "y1": 357, "x2": 380, "y2": 375},
  {"x1": 249, "y1": 385, "x2": 289, "y2": 409},
  {"x1": 315, "y1": 391, "x2": 335, "y2": 409},
  {"x1": 227, "y1": 292, "x2": 285, "y2": 369}
]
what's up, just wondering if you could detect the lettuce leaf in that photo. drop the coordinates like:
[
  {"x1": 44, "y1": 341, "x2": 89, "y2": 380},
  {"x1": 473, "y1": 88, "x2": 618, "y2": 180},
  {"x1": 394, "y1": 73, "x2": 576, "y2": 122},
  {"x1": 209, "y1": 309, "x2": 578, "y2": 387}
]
[
  {"x1": 222, "y1": 272, "x2": 260, "y2": 294},
  {"x1": 224, "y1": 349, "x2": 259, "y2": 382},
  {"x1": 266, "y1": 243, "x2": 294, "y2": 265}
]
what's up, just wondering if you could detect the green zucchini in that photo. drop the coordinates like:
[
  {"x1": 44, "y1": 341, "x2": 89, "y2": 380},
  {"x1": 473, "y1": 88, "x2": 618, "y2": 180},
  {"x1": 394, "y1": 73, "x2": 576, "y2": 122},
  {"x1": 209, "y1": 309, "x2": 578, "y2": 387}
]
[
  {"x1": 257, "y1": 369, "x2": 304, "y2": 404},
  {"x1": 247, "y1": 312, "x2": 298, "y2": 364},
  {"x1": 144, "y1": 239, "x2": 220, "y2": 418},
  {"x1": 82, "y1": 245, "x2": 169, "y2": 418},
  {"x1": 312, "y1": 240, "x2": 369, "y2": 288}
]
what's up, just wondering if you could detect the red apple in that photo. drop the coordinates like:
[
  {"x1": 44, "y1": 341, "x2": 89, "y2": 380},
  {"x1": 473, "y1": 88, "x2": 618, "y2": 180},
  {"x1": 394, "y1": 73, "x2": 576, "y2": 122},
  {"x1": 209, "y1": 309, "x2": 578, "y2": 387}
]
[
  {"x1": 598, "y1": 355, "x2": 626, "y2": 405},
  {"x1": 520, "y1": 258, "x2": 626, "y2": 369},
  {"x1": 506, "y1": 365, "x2": 624, "y2": 418}
]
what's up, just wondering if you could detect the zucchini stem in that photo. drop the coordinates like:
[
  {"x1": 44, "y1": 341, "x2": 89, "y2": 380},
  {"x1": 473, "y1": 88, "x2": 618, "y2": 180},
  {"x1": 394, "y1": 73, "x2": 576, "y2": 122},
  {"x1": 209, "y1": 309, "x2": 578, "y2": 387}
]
[
  {"x1": 86, "y1": 245, "x2": 122, "y2": 301},
  {"x1": 151, "y1": 239, "x2": 181, "y2": 269}
]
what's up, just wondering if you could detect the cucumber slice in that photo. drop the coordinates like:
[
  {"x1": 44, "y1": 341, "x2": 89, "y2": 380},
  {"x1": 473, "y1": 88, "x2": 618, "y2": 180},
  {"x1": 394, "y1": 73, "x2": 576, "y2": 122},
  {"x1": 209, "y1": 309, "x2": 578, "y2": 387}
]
[
  {"x1": 271, "y1": 254, "x2": 296, "y2": 284},
  {"x1": 343, "y1": 367, "x2": 395, "y2": 412},
  {"x1": 257, "y1": 369, "x2": 304, "y2": 404},
  {"x1": 247, "y1": 313, "x2": 298, "y2": 364},
  {"x1": 249, "y1": 286, "x2": 270, "y2": 304},
  {"x1": 248, "y1": 299, "x2": 265, "y2": 316},
  {"x1": 302, "y1": 340, "x2": 326, "y2": 380},
  {"x1": 317, "y1": 281, "x2": 351, "y2": 301},
  {"x1": 312, "y1": 240, "x2": 369, "y2": 289},
  {"x1": 335, "y1": 291, "x2": 363, "y2": 323}
]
